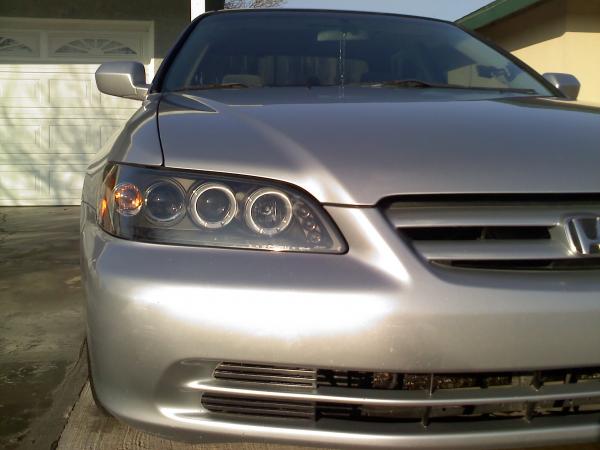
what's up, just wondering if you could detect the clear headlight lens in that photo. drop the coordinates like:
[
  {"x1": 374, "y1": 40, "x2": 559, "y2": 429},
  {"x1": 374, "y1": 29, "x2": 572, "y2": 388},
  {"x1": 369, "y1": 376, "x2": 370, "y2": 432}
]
[
  {"x1": 145, "y1": 180, "x2": 186, "y2": 224},
  {"x1": 97, "y1": 163, "x2": 346, "y2": 253}
]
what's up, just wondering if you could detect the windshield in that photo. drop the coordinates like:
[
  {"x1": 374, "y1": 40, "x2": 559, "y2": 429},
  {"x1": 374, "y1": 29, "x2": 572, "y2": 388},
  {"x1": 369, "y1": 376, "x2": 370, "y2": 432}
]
[{"x1": 162, "y1": 11, "x2": 554, "y2": 96}]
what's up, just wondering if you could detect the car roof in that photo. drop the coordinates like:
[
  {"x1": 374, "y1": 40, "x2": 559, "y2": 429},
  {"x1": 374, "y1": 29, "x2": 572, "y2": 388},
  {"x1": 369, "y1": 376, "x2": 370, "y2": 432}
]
[{"x1": 202, "y1": 8, "x2": 455, "y2": 26}]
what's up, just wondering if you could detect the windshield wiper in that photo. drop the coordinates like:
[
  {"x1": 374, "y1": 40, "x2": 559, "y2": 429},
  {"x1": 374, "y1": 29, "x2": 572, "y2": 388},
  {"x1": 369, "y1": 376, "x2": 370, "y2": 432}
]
[
  {"x1": 170, "y1": 83, "x2": 249, "y2": 92},
  {"x1": 359, "y1": 79, "x2": 538, "y2": 94}
]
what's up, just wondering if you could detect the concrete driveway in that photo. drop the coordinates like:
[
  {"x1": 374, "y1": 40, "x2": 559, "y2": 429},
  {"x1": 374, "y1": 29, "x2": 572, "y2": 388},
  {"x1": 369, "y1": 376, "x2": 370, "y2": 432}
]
[
  {"x1": 1, "y1": 206, "x2": 599, "y2": 450},
  {"x1": 0, "y1": 207, "x2": 86, "y2": 450}
]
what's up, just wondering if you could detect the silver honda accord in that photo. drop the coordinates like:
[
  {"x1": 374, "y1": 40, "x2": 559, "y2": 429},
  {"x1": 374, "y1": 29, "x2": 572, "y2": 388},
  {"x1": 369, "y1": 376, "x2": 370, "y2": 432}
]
[{"x1": 81, "y1": 8, "x2": 600, "y2": 449}]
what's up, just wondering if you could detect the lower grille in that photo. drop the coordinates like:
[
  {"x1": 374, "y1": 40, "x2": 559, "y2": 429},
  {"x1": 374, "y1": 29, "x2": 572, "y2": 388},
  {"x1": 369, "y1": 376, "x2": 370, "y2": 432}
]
[
  {"x1": 315, "y1": 398, "x2": 600, "y2": 423},
  {"x1": 200, "y1": 364, "x2": 600, "y2": 426},
  {"x1": 316, "y1": 368, "x2": 600, "y2": 424},
  {"x1": 318, "y1": 368, "x2": 600, "y2": 390}
]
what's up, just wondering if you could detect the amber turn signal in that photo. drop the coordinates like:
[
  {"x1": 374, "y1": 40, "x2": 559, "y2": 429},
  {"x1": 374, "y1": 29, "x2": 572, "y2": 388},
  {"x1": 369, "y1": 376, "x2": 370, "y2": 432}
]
[{"x1": 113, "y1": 183, "x2": 143, "y2": 216}]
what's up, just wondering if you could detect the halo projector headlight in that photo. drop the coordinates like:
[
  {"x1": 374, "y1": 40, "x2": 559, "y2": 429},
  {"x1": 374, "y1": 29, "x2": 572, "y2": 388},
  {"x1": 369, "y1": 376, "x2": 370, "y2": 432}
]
[
  {"x1": 144, "y1": 180, "x2": 185, "y2": 224},
  {"x1": 190, "y1": 182, "x2": 238, "y2": 229},
  {"x1": 245, "y1": 188, "x2": 293, "y2": 236},
  {"x1": 97, "y1": 164, "x2": 347, "y2": 253}
]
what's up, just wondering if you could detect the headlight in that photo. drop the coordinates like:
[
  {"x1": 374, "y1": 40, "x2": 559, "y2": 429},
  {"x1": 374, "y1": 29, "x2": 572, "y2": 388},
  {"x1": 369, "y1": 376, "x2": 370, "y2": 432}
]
[
  {"x1": 97, "y1": 163, "x2": 346, "y2": 253},
  {"x1": 145, "y1": 180, "x2": 186, "y2": 224},
  {"x1": 245, "y1": 188, "x2": 293, "y2": 236},
  {"x1": 190, "y1": 183, "x2": 238, "y2": 229}
]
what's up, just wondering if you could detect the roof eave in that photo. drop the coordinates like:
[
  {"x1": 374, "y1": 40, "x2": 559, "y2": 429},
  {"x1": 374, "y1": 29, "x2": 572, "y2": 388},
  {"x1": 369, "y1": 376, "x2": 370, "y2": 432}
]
[{"x1": 457, "y1": 0, "x2": 545, "y2": 30}]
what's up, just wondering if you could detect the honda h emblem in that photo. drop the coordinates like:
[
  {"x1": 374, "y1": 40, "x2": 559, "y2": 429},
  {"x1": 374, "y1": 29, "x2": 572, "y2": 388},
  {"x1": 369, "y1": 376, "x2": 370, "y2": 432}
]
[{"x1": 566, "y1": 216, "x2": 600, "y2": 255}]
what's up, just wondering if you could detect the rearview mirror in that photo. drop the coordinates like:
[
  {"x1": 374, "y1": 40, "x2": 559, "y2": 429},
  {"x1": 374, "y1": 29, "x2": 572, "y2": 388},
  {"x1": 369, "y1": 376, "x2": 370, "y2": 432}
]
[
  {"x1": 95, "y1": 61, "x2": 149, "y2": 101},
  {"x1": 543, "y1": 73, "x2": 581, "y2": 100},
  {"x1": 317, "y1": 30, "x2": 368, "y2": 41}
]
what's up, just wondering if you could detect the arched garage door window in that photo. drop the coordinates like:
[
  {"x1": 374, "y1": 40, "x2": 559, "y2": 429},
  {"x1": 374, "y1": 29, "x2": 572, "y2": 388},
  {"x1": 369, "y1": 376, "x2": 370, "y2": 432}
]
[{"x1": 0, "y1": 18, "x2": 152, "y2": 206}]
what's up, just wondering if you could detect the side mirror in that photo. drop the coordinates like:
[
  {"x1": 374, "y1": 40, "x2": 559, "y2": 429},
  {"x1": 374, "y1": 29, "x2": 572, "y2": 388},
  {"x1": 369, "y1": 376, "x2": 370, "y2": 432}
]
[
  {"x1": 95, "y1": 61, "x2": 149, "y2": 101},
  {"x1": 543, "y1": 73, "x2": 581, "y2": 100}
]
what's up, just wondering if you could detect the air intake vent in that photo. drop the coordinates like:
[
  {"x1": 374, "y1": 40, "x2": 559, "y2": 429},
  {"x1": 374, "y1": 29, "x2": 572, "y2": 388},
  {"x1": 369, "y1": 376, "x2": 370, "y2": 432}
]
[
  {"x1": 384, "y1": 198, "x2": 600, "y2": 270},
  {"x1": 402, "y1": 226, "x2": 551, "y2": 241},
  {"x1": 214, "y1": 362, "x2": 317, "y2": 388},
  {"x1": 201, "y1": 394, "x2": 315, "y2": 419}
]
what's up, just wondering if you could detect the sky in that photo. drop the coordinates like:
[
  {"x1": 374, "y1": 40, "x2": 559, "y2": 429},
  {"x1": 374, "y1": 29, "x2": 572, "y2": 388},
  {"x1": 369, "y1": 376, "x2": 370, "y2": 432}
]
[{"x1": 282, "y1": 0, "x2": 492, "y2": 21}]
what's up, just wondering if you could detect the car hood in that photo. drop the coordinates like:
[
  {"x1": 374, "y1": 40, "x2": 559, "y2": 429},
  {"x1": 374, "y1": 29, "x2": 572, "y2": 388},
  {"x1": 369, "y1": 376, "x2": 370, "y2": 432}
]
[{"x1": 157, "y1": 87, "x2": 600, "y2": 205}]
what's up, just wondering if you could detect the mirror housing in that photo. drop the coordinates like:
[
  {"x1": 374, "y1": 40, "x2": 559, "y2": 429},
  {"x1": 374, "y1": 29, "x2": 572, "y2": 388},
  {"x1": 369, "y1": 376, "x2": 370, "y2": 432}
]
[
  {"x1": 543, "y1": 73, "x2": 581, "y2": 100},
  {"x1": 95, "y1": 61, "x2": 149, "y2": 101}
]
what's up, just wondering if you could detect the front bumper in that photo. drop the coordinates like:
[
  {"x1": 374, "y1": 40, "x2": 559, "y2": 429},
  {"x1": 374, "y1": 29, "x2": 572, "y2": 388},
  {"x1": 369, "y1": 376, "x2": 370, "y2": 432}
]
[{"x1": 81, "y1": 203, "x2": 600, "y2": 448}]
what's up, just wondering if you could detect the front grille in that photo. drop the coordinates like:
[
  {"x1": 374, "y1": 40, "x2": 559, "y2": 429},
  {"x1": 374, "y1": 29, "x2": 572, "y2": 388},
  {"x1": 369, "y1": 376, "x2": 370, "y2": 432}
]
[
  {"x1": 384, "y1": 197, "x2": 600, "y2": 270},
  {"x1": 200, "y1": 363, "x2": 600, "y2": 426}
]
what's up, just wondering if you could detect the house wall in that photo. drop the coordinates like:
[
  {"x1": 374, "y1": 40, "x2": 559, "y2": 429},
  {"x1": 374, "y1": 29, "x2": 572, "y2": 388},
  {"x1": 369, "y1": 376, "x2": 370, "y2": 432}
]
[
  {"x1": 0, "y1": 0, "x2": 190, "y2": 66},
  {"x1": 477, "y1": 0, "x2": 600, "y2": 104}
]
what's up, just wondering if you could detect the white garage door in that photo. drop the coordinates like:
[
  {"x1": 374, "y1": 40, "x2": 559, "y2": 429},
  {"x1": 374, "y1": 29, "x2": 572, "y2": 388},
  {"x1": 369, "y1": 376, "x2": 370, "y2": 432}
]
[{"x1": 0, "y1": 18, "x2": 153, "y2": 205}]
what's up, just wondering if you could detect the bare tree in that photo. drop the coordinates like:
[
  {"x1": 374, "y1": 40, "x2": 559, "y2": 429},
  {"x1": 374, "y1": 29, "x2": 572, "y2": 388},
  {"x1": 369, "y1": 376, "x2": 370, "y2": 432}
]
[{"x1": 224, "y1": 0, "x2": 284, "y2": 8}]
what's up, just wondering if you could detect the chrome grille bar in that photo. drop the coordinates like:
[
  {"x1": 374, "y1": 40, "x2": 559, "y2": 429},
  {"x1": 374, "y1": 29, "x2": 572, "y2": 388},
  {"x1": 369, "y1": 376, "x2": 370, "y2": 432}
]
[
  {"x1": 214, "y1": 362, "x2": 317, "y2": 388},
  {"x1": 386, "y1": 204, "x2": 581, "y2": 228},
  {"x1": 415, "y1": 240, "x2": 569, "y2": 261}
]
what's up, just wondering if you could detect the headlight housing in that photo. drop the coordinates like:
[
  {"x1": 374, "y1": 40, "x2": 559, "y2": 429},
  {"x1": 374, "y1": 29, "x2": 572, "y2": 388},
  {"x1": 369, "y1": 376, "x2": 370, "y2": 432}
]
[{"x1": 97, "y1": 163, "x2": 346, "y2": 253}]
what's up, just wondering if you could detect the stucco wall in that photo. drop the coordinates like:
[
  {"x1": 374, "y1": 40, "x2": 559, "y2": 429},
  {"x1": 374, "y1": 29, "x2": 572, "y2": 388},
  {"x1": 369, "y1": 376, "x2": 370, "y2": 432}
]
[
  {"x1": 0, "y1": 0, "x2": 189, "y2": 60},
  {"x1": 477, "y1": 0, "x2": 600, "y2": 104}
]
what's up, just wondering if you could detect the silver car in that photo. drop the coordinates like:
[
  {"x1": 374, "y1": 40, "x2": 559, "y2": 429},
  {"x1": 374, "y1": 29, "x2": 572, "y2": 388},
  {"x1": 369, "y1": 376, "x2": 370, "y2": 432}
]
[{"x1": 81, "y1": 9, "x2": 600, "y2": 449}]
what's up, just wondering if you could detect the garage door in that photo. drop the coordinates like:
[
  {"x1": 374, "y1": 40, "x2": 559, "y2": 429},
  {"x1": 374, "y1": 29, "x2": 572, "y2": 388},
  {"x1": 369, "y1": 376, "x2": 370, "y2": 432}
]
[{"x1": 0, "y1": 18, "x2": 153, "y2": 205}]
